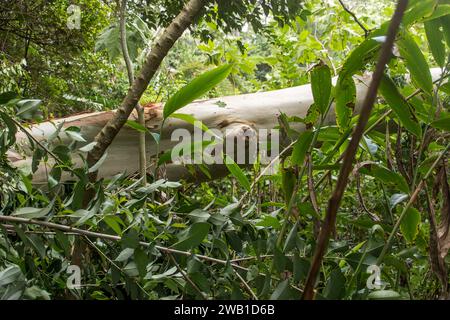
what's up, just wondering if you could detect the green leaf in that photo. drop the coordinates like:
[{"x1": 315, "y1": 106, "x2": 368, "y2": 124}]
[
  {"x1": 224, "y1": 154, "x2": 251, "y2": 191},
  {"x1": 104, "y1": 216, "x2": 122, "y2": 235},
  {"x1": 88, "y1": 152, "x2": 108, "y2": 173},
  {"x1": 126, "y1": 120, "x2": 160, "y2": 143},
  {"x1": 431, "y1": 115, "x2": 450, "y2": 131},
  {"x1": 125, "y1": 120, "x2": 147, "y2": 132},
  {"x1": 283, "y1": 221, "x2": 299, "y2": 253},
  {"x1": 163, "y1": 64, "x2": 233, "y2": 119},
  {"x1": 310, "y1": 62, "x2": 332, "y2": 114},
  {"x1": 115, "y1": 248, "x2": 134, "y2": 262},
  {"x1": 65, "y1": 130, "x2": 86, "y2": 142},
  {"x1": 291, "y1": 130, "x2": 314, "y2": 166},
  {"x1": 0, "y1": 265, "x2": 23, "y2": 286},
  {"x1": 121, "y1": 230, "x2": 140, "y2": 249},
  {"x1": 134, "y1": 248, "x2": 149, "y2": 278},
  {"x1": 173, "y1": 222, "x2": 210, "y2": 251},
  {"x1": 79, "y1": 142, "x2": 97, "y2": 153},
  {"x1": 281, "y1": 168, "x2": 296, "y2": 204},
  {"x1": 441, "y1": 14, "x2": 450, "y2": 47},
  {"x1": 397, "y1": 32, "x2": 433, "y2": 95},
  {"x1": 170, "y1": 113, "x2": 211, "y2": 133},
  {"x1": 256, "y1": 215, "x2": 281, "y2": 229},
  {"x1": 340, "y1": 39, "x2": 380, "y2": 77},
  {"x1": 323, "y1": 268, "x2": 346, "y2": 300},
  {"x1": 335, "y1": 75, "x2": 356, "y2": 131},
  {"x1": 293, "y1": 254, "x2": 310, "y2": 283},
  {"x1": 400, "y1": 207, "x2": 421, "y2": 243},
  {"x1": 425, "y1": 19, "x2": 446, "y2": 68},
  {"x1": 423, "y1": 4, "x2": 450, "y2": 21},
  {"x1": 379, "y1": 75, "x2": 422, "y2": 137},
  {"x1": 188, "y1": 209, "x2": 211, "y2": 223},
  {"x1": 270, "y1": 280, "x2": 292, "y2": 300},
  {"x1": 402, "y1": 0, "x2": 438, "y2": 26},
  {"x1": 16, "y1": 99, "x2": 41, "y2": 116},
  {"x1": 0, "y1": 91, "x2": 18, "y2": 104},
  {"x1": 12, "y1": 205, "x2": 52, "y2": 219},
  {"x1": 362, "y1": 164, "x2": 410, "y2": 194}
]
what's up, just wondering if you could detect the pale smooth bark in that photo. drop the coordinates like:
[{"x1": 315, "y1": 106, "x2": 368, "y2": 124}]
[{"x1": 10, "y1": 69, "x2": 442, "y2": 184}]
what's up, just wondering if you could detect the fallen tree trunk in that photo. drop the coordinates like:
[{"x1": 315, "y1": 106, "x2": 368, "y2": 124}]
[{"x1": 9, "y1": 69, "x2": 441, "y2": 184}]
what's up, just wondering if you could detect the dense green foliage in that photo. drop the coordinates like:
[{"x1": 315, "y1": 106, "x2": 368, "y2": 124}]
[{"x1": 1, "y1": 0, "x2": 450, "y2": 300}]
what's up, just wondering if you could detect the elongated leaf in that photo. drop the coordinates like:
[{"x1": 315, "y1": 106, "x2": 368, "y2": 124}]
[
  {"x1": 425, "y1": 19, "x2": 446, "y2": 68},
  {"x1": 16, "y1": 99, "x2": 41, "y2": 116},
  {"x1": 291, "y1": 130, "x2": 314, "y2": 166},
  {"x1": 372, "y1": 0, "x2": 437, "y2": 38},
  {"x1": 12, "y1": 205, "x2": 52, "y2": 219},
  {"x1": 65, "y1": 130, "x2": 86, "y2": 142},
  {"x1": 125, "y1": 120, "x2": 160, "y2": 143},
  {"x1": 224, "y1": 154, "x2": 251, "y2": 191},
  {"x1": 310, "y1": 62, "x2": 332, "y2": 114},
  {"x1": 400, "y1": 207, "x2": 421, "y2": 243},
  {"x1": 423, "y1": 4, "x2": 450, "y2": 21},
  {"x1": 323, "y1": 268, "x2": 346, "y2": 300},
  {"x1": 441, "y1": 14, "x2": 450, "y2": 47},
  {"x1": 340, "y1": 39, "x2": 380, "y2": 77},
  {"x1": 379, "y1": 75, "x2": 422, "y2": 137},
  {"x1": 335, "y1": 76, "x2": 356, "y2": 131},
  {"x1": 270, "y1": 280, "x2": 292, "y2": 300},
  {"x1": 125, "y1": 119, "x2": 147, "y2": 133},
  {"x1": 172, "y1": 222, "x2": 210, "y2": 251},
  {"x1": 402, "y1": 0, "x2": 438, "y2": 27},
  {"x1": 362, "y1": 164, "x2": 410, "y2": 194},
  {"x1": 79, "y1": 142, "x2": 97, "y2": 153},
  {"x1": 397, "y1": 32, "x2": 433, "y2": 95},
  {"x1": 88, "y1": 152, "x2": 108, "y2": 173},
  {"x1": 431, "y1": 115, "x2": 450, "y2": 132},
  {"x1": 0, "y1": 265, "x2": 23, "y2": 286},
  {"x1": 163, "y1": 64, "x2": 233, "y2": 119},
  {"x1": 170, "y1": 113, "x2": 211, "y2": 133}
]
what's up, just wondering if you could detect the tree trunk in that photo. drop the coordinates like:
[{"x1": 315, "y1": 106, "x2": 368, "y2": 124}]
[{"x1": 9, "y1": 69, "x2": 442, "y2": 184}]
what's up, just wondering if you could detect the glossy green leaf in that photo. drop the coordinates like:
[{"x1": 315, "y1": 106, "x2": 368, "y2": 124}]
[
  {"x1": 291, "y1": 130, "x2": 314, "y2": 166},
  {"x1": 335, "y1": 76, "x2": 356, "y2": 131},
  {"x1": 125, "y1": 120, "x2": 160, "y2": 143},
  {"x1": 425, "y1": 19, "x2": 446, "y2": 68},
  {"x1": 170, "y1": 113, "x2": 211, "y2": 133},
  {"x1": 173, "y1": 222, "x2": 210, "y2": 251},
  {"x1": 400, "y1": 207, "x2": 421, "y2": 243},
  {"x1": 12, "y1": 205, "x2": 52, "y2": 219},
  {"x1": 397, "y1": 32, "x2": 433, "y2": 95},
  {"x1": 402, "y1": 0, "x2": 437, "y2": 27},
  {"x1": 423, "y1": 4, "x2": 450, "y2": 21},
  {"x1": 430, "y1": 115, "x2": 450, "y2": 131},
  {"x1": 362, "y1": 163, "x2": 410, "y2": 194},
  {"x1": 163, "y1": 64, "x2": 233, "y2": 119},
  {"x1": 310, "y1": 62, "x2": 332, "y2": 114},
  {"x1": 441, "y1": 14, "x2": 450, "y2": 47},
  {"x1": 379, "y1": 75, "x2": 422, "y2": 137},
  {"x1": 340, "y1": 39, "x2": 380, "y2": 77}
]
